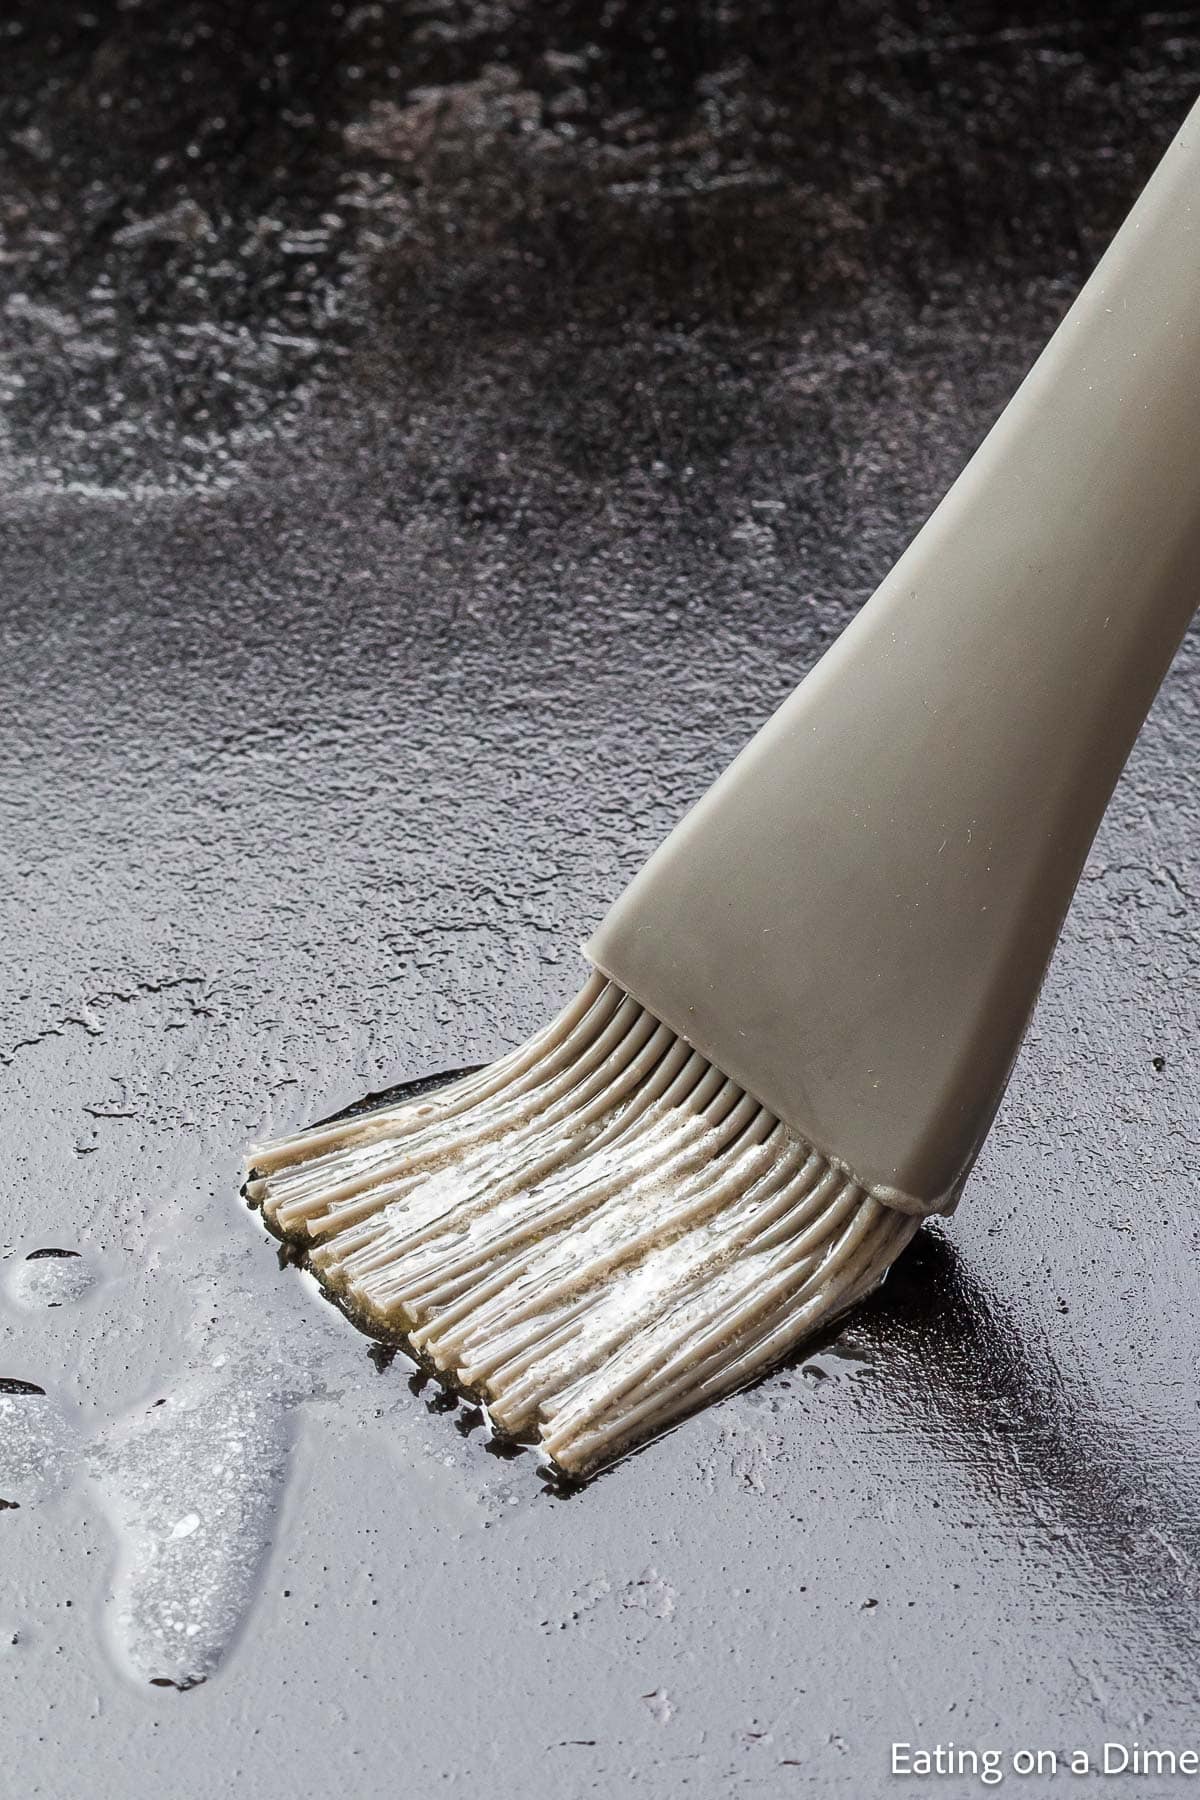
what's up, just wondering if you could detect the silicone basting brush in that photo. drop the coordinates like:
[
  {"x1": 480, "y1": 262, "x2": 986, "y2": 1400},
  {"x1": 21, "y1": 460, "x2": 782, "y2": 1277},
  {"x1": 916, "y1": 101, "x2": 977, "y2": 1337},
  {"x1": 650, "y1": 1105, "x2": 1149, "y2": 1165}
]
[{"x1": 247, "y1": 99, "x2": 1200, "y2": 1476}]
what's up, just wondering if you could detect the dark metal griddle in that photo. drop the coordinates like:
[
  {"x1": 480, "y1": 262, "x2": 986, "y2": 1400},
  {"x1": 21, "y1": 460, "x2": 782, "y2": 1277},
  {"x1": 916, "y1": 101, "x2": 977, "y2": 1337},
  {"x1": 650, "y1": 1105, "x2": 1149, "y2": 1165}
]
[{"x1": 2, "y1": 4, "x2": 1198, "y2": 1793}]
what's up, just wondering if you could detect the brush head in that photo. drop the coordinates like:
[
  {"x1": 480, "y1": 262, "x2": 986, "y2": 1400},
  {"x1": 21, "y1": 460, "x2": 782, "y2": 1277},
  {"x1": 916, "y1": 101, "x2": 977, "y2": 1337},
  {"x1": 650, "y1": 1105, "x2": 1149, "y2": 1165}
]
[{"x1": 247, "y1": 972, "x2": 919, "y2": 1476}]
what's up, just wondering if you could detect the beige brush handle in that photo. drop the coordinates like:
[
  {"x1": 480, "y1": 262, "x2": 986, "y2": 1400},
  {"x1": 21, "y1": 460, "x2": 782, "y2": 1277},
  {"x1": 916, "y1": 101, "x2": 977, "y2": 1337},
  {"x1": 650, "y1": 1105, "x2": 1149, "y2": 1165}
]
[{"x1": 587, "y1": 96, "x2": 1200, "y2": 1212}]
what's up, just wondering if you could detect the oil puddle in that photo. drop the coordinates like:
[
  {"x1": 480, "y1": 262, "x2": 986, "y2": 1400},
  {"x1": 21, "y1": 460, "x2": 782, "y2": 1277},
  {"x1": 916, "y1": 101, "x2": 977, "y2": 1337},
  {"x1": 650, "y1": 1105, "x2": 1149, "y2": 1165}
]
[
  {"x1": 5, "y1": 1247, "x2": 97, "y2": 1310},
  {"x1": 89, "y1": 1368, "x2": 298, "y2": 1691},
  {"x1": 1, "y1": 1201, "x2": 323, "y2": 1691},
  {"x1": 0, "y1": 1385, "x2": 80, "y2": 1506},
  {"x1": 0, "y1": 1354, "x2": 306, "y2": 1689},
  {"x1": 74, "y1": 1224, "x2": 332, "y2": 1694},
  {"x1": 3, "y1": 1032, "x2": 524, "y2": 1695}
]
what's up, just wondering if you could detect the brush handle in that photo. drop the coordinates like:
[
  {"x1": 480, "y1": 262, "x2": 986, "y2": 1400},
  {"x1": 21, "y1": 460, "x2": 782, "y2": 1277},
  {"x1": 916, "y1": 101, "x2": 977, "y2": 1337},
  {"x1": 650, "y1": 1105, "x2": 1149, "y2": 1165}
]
[{"x1": 588, "y1": 96, "x2": 1200, "y2": 1212}]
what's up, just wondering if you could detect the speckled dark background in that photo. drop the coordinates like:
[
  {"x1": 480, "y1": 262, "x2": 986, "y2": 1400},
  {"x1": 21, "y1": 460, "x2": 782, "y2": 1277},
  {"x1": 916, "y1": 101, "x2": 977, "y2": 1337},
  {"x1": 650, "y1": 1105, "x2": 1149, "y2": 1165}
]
[{"x1": 2, "y1": 3, "x2": 1199, "y2": 1794}]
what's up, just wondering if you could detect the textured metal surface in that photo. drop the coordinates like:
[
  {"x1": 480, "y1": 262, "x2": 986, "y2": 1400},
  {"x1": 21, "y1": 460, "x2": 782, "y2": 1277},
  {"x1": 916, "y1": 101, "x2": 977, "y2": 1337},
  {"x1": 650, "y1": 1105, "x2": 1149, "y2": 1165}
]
[{"x1": 1, "y1": 3, "x2": 1198, "y2": 1793}]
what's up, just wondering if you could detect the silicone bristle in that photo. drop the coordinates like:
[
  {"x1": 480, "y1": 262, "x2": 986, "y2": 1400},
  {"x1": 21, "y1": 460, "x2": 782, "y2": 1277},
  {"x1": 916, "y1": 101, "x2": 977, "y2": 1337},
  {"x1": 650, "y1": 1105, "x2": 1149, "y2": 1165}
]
[{"x1": 246, "y1": 974, "x2": 919, "y2": 1476}]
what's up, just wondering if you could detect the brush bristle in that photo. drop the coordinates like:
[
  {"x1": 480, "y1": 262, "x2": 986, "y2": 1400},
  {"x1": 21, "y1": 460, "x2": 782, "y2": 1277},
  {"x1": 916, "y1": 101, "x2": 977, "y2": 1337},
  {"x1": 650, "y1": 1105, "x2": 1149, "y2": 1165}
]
[{"x1": 246, "y1": 972, "x2": 919, "y2": 1475}]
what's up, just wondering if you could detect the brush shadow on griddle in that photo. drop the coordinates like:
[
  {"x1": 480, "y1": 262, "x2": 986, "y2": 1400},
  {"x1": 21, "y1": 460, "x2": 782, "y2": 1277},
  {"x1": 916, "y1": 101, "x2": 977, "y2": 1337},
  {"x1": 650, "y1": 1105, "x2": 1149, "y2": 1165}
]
[{"x1": 865, "y1": 1232, "x2": 1200, "y2": 1652}]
